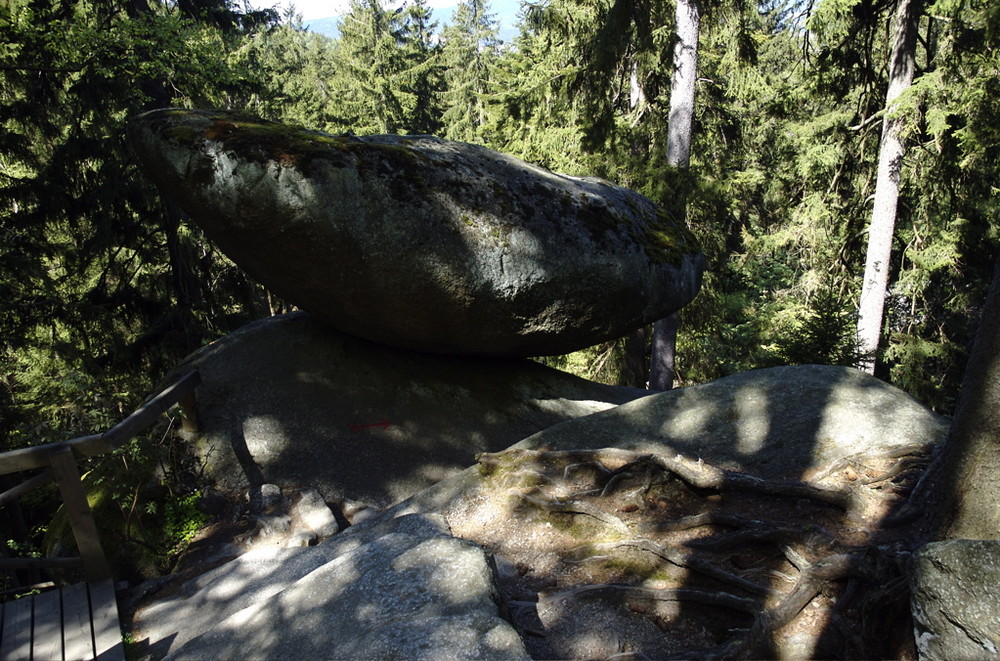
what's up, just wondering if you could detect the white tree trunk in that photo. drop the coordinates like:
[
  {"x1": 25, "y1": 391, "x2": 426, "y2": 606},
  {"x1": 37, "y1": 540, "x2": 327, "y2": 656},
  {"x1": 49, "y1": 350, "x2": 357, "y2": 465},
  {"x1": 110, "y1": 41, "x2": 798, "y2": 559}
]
[
  {"x1": 666, "y1": 0, "x2": 699, "y2": 171},
  {"x1": 856, "y1": 0, "x2": 920, "y2": 374},
  {"x1": 649, "y1": 0, "x2": 699, "y2": 391}
]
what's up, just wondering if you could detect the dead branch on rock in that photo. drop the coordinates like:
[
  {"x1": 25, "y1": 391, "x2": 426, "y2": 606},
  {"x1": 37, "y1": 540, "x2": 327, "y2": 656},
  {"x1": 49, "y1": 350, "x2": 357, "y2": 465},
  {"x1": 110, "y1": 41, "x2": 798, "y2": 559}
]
[
  {"x1": 521, "y1": 494, "x2": 634, "y2": 536},
  {"x1": 573, "y1": 538, "x2": 772, "y2": 597},
  {"x1": 540, "y1": 583, "x2": 761, "y2": 615},
  {"x1": 480, "y1": 448, "x2": 852, "y2": 509}
]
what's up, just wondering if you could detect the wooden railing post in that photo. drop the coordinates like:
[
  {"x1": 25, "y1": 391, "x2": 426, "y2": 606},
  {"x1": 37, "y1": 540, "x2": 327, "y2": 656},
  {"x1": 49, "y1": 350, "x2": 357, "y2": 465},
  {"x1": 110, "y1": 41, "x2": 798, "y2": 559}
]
[
  {"x1": 178, "y1": 389, "x2": 199, "y2": 433},
  {"x1": 48, "y1": 446, "x2": 111, "y2": 583}
]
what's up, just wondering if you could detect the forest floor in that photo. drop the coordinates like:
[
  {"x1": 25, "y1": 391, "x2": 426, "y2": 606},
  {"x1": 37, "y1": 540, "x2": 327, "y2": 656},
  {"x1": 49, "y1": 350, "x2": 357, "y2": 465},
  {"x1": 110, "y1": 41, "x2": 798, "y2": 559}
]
[
  {"x1": 446, "y1": 445, "x2": 931, "y2": 660},
  {"x1": 131, "y1": 443, "x2": 932, "y2": 660}
]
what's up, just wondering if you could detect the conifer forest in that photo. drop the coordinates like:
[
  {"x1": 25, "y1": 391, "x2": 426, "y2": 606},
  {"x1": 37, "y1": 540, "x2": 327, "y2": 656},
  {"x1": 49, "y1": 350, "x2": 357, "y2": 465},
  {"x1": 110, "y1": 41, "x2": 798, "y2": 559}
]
[{"x1": 1, "y1": 0, "x2": 998, "y2": 569}]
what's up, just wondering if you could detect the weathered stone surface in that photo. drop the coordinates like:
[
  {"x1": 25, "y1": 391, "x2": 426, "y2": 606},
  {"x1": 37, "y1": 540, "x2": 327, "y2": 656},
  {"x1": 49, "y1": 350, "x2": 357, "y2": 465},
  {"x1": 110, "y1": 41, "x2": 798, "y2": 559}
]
[
  {"x1": 911, "y1": 539, "x2": 1000, "y2": 661},
  {"x1": 292, "y1": 488, "x2": 340, "y2": 539},
  {"x1": 134, "y1": 513, "x2": 529, "y2": 660},
  {"x1": 169, "y1": 311, "x2": 648, "y2": 509},
  {"x1": 508, "y1": 364, "x2": 948, "y2": 480},
  {"x1": 389, "y1": 365, "x2": 948, "y2": 521},
  {"x1": 128, "y1": 108, "x2": 703, "y2": 356}
]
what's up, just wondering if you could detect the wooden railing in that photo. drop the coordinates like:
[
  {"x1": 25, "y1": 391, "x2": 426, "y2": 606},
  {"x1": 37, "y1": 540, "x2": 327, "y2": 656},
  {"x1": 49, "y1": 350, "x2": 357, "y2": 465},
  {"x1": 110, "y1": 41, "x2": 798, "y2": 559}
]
[
  {"x1": 0, "y1": 370, "x2": 200, "y2": 660},
  {"x1": 0, "y1": 369, "x2": 200, "y2": 582}
]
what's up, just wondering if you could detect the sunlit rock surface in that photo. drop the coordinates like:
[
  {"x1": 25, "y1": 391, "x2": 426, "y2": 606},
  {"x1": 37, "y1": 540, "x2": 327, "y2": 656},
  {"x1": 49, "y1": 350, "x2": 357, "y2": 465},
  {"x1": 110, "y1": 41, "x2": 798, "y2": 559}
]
[
  {"x1": 136, "y1": 513, "x2": 531, "y2": 661},
  {"x1": 128, "y1": 108, "x2": 703, "y2": 356},
  {"x1": 506, "y1": 364, "x2": 949, "y2": 479}
]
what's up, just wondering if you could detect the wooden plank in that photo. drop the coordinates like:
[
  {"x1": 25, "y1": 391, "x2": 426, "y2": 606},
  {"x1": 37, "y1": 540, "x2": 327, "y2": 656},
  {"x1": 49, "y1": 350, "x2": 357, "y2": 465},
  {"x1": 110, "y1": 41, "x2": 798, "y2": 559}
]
[
  {"x1": 49, "y1": 446, "x2": 111, "y2": 582},
  {"x1": 0, "y1": 556, "x2": 84, "y2": 570},
  {"x1": 88, "y1": 579, "x2": 124, "y2": 661},
  {"x1": 62, "y1": 582, "x2": 94, "y2": 661},
  {"x1": 0, "y1": 469, "x2": 54, "y2": 506},
  {"x1": 0, "y1": 592, "x2": 33, "y2": 661},
  {"x1": 0, "y1": 434, "x2": 104, "y2": 476},
  {"x1": 32, "y1": 588, "x2": 64, "y2": 661},
  {"x1": 0, "y1": 369, "x2": 201, "y2": 476},
  {"x1": 178, "y1": 389, "x2": 200, "y2": 432},
  {"x1": 102, "y1": 370, "x2": 201, "y2": 446}
]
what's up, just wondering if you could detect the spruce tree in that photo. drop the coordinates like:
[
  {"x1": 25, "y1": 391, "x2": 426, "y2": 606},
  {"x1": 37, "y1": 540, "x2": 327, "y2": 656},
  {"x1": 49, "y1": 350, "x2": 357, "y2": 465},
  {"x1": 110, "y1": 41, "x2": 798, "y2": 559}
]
[
  {"x1": 440, "y1": 0, "x2": 501, "y2": 144},
  {"x1": 332, "y1": 0, "x2": 444, "y2": 134}
]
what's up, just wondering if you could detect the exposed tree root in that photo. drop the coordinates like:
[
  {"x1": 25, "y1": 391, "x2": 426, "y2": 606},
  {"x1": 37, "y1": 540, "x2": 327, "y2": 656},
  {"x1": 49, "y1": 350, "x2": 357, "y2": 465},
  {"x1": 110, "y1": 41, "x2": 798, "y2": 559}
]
[
  {"x1": 540, "y1": 582, "x2": 761, "y2": 615},
  {"x1": 569, "y1": 538, "x2": 772, "y2": 597},
  {"x1": 480, "y1": 447, "x2": 853, "y2": 508},
  {"x1": 521, "y1": 493, "x2": 633, "y2": 536},
  {"x1": 473, "y1": 446, "x2": 924, "y2": 660}
]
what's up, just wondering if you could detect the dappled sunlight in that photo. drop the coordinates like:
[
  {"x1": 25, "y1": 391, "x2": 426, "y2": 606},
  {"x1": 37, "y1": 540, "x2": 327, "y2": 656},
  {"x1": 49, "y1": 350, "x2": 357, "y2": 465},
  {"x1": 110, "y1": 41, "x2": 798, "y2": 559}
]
[
  {"x1": 657, "y1": 395, "x2": 716, "y2": 441},
  {"x1": 734, "y1": 385, "x2": 770, "y2": 455},
  {"x1": 242, "y1": 416, "x2": 289, "y2": 466},
  {"x1": 441, "y1": 365, "x2": 947, "y2": 659}
]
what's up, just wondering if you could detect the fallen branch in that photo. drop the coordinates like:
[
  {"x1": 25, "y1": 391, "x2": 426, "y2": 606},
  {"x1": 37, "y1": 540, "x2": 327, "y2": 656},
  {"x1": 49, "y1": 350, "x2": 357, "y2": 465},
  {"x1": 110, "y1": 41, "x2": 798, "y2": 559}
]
[
  {"x1": 540, "y1": 583, "x2": 761, "y2": 615},
  {"x1": 482, "y1": 448, "x2": 852, "y2": 509},
  {"x1": 572, "y1": 539, "x2": 772, "y2": 597}
]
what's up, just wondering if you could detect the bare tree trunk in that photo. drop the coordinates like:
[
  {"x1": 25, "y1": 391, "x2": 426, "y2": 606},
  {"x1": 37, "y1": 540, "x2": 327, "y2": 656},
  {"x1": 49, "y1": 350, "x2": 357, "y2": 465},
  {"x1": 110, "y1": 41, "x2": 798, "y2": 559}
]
[
  {"x1": 649, "y1": 0, "x2": 700, "y2": 392},
  {"x1": 665, "y1": 0, "x2": 699, "y2": 171},
  {"x1": 930, "y1": 255, "x2": 1000, "y2": 540},
  {"x1": 856, "y1": 0, "x2": 921, "y2": 373},
  {"x1": 649, "y1": 315, "x2": 679, "y2": 390}
]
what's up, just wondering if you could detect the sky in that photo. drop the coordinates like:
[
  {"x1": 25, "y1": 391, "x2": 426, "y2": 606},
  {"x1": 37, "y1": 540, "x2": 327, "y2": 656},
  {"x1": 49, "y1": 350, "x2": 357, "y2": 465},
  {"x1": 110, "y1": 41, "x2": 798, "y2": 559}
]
[{"x1": 251, "y1": 0, "x2": 522, "y2": 24}]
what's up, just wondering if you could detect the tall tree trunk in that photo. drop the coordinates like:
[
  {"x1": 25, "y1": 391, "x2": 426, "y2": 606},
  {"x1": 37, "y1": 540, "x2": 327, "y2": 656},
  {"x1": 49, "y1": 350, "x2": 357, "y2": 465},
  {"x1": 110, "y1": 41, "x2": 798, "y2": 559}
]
[
  {"x1": 930, "y1": 255, "x2": 1000, "y2": 540},
  {"x1": 649, "y1": 0, "x2": 699, "y2": 391},
  {"x1": 856, "y1": 0, "x2": 921, "y2": 374},
  {"x1": 665, "y1": 0, "x2": 699, "y2": 171}
]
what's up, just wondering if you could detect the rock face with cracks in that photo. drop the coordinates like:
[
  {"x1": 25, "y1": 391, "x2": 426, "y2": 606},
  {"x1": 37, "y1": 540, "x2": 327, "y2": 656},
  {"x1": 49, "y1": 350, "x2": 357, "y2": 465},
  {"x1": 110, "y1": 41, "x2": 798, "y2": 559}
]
[
  {"x1": 911, "y1": 540, "x2": 1000, "y2": 661},
  {"x1": 127, "y1": 108, "x2": 703, "y2": 356}
]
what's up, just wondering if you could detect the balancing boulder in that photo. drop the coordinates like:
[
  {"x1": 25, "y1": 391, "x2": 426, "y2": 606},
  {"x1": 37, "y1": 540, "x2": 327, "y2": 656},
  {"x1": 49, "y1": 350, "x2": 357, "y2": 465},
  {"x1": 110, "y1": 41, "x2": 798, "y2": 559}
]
[{"x1": 128, "y1": 109, "x2": 703, "y2": 356}]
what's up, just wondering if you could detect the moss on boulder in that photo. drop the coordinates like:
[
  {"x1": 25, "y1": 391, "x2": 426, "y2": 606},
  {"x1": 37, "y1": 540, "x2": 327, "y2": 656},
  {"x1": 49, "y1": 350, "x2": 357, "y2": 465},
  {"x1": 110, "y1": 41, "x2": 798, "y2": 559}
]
[{"x1": 128, "y1": 109, "x2": 703, "y2": 357}]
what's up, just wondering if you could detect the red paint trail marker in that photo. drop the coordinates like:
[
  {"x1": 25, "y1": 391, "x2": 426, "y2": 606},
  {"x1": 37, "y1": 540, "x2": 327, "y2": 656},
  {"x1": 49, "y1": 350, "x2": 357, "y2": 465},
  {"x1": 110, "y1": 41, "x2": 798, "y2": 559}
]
[{"x1": 348, "y1": 421, "x2": 391, "y2": 432}]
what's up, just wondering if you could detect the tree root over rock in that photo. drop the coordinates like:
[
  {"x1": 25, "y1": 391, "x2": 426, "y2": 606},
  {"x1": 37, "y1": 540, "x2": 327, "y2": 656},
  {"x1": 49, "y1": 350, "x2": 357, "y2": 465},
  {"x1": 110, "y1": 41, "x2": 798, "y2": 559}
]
[{"x1": 467, "y1": 445, "x2": 931, "y2": 660}]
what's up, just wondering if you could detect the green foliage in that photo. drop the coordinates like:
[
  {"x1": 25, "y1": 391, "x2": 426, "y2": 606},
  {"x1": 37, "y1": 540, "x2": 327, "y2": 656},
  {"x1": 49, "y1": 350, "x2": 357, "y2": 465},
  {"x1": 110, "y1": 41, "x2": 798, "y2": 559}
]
[
  {"x1": 440, "y1": 0, "x2": 502, "y2": 144},
  {"x1": 4, "y1": 0, "x2": 1000, "y2": 580},
  {"x1": 325, "y1": 0, "x2": 444, "y2": 134},
  {"x1": 163, "y1": 493, "x2": 210, "y2": 555},
  {"x1": 44, "y1": 415, "x2": 210, "y2": 581},
  {"x1": 774, "y1": 284, "x2": 866, "y2": 367}
]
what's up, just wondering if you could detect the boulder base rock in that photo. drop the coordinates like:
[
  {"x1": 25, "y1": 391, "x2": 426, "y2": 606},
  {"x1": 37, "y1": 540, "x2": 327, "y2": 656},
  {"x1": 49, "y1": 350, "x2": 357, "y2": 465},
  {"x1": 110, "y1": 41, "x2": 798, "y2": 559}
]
[
  {"x1": 911, "y1": 540, "x2": 1000, "y2": 661},
  {"x1": 170, "y1": 312, "x2": 648, "y2": 508},
  {"x1": 135, "y1": 513, "x2": 530, "y2": 661},
  {"x1": 508, "y1": 363, "x2": 949, "y2": 479},
  {"x1": 128, "y1": 108, "x2": 703, "y2": 356}
]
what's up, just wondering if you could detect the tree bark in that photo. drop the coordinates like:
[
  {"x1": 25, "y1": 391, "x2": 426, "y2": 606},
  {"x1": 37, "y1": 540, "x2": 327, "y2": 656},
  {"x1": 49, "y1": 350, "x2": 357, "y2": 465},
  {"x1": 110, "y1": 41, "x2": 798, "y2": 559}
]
[
  {"x1": 648, "y1": 0, "x2": 699, "y2": 391},
  {"x1": 665, "y1": 0, "x2": 699, "y2": 171},
  {"x1": 856, "y1": 0, "x2": 921, "y2": 374},
  {"x1": 649, "y1": 315, "x2": 679, "y2": 390},
  {"x1": 932, "y1": 255, "x2": 1000, "y2": 540}
]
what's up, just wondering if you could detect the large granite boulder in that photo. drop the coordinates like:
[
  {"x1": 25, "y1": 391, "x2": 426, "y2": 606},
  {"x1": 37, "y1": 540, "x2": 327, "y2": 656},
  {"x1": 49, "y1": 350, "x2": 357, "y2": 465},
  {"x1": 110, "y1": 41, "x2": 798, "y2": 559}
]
[
  {"x1": 128, "y1": 109, "x2": 703, "y2": 356},
  {"x1": 499, "y1": 364, "x2": 949, "y2": 480},
  {"x1": 169, "y1": 312, "x2": 648, "y2": 508},
  {"x1": 134, "y1": 513, "x2": 530, "y2": 660},
  {"x1": 389, "y1": 364, "x2": 949, "y2": 516},
  {"x1": 911, "y1": 540, "x2": 1000, "y2": 661}
]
